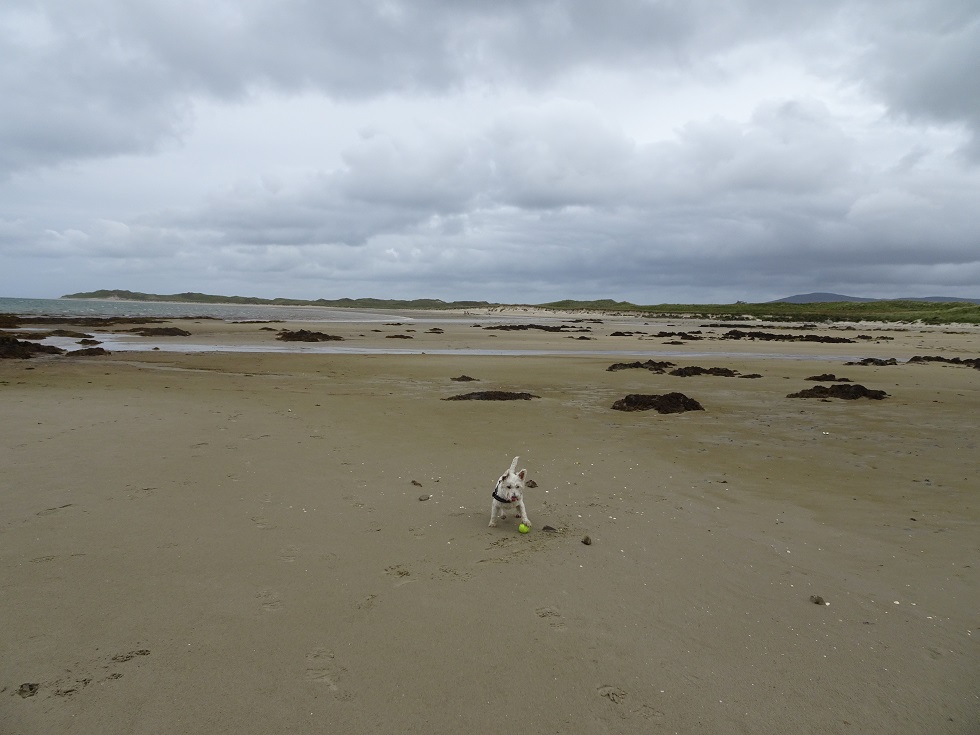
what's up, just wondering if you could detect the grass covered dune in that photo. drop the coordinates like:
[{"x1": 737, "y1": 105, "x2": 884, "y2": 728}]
[
  {"x1": 2, "y1": 312, "x2": 978, "y2": 734},
  {"x1": 62, "y1": 289, "x2": 980, "y2": 324}
]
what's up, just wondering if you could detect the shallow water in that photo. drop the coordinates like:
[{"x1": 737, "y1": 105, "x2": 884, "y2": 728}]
[
  {"x1": 37, "y1": 333, "x2": 860, "y2": 361},
  {"x1": 0, "y1": 296, "x2": 439, "y2": 323}
]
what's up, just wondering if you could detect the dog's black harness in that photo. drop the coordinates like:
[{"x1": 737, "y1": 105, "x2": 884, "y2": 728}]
[{"x1": 492, "y1": 479, "x2": 514, "y2": 504}]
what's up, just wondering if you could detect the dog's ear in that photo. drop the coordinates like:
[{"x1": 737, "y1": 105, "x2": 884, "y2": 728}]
[{"x1": 518, "y1": 469, "x2": 526, "y2": 480}]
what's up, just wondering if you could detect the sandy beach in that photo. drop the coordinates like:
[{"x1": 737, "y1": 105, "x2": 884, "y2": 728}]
[{"x1": 2, "y1": 311, "x2": 978, "y2": 734}]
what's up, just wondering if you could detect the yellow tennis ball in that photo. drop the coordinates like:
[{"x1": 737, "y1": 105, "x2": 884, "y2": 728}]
[{"x1": 519, "y1": 523, "x2": 530, "y2": 533}]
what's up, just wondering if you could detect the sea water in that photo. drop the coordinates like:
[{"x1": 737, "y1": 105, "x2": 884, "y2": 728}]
[{"x1": 0, "y1": 296, "x2": 404, "y2": 323}]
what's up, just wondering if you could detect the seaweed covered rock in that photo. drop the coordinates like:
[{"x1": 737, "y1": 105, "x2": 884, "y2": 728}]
[
  {"x1": 444, "y1": 391, "x2": 539, "y2": 401},
  {"x1": 606, "y1": 360, "x2": 675, "y2": 373},
  {"x1": 723, "y1": 329, "x2": 854, "y2": 344},
  {"x1": 908, "y1": 355, "x2": 980, "y2": 370},
  {"x1": 126, "y1": 327, "x2": 192, "y2": 336},
  {"x1": 669, "y1": 366, "x2": 739, "y2": 377},
  {"x1": 787, "y1": 384, "x2": 887, "y2": 400},
  {"x1": 844, "y1": 357, "x2": 898, "y2": 366},
  {"x1": 611, "y1": 392, "x2": 704, "y2": 413},
  {"x1": 276, "y1": 329, "x2": 344, "y2": 342},
  {"x1": 484, "y1": 323, "x2": 588, "y2": 333},
  {"x1": 0, "y1": 336, "x2": 64, "y2": 359}
]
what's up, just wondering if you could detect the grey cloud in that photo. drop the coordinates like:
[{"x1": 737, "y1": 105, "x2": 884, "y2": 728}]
[
  {"x1": 46, "y1": 93, "x2": 978, "y2": 281},
  {"x1": 0, "y1": 0, "x2": 885, "y2": 175},
  {"x1": 3, "y1": 1, "x2": 979, "y2": 301},
  {"x1": 850, "y1": 0, "x2": 980, "y2": 155}
]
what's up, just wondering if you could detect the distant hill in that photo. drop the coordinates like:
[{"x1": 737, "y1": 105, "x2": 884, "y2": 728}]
[
  {"x1": 61, "y1": 289, "x2": 493, "y2": 310},
  {"x1": 773, "y1": 292, "x2": 980, "y2": 304},
  {"x1": 772, "y1": 293, "x2": 876, "y2": 304}
]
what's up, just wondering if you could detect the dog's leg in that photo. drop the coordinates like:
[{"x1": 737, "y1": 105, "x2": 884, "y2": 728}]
[
  {"x1": 489, "y1": 499, "x2": 499, "y2": 527},
  {"x1": 516, "y1": 499, "x2": 530, "y2": 527}
]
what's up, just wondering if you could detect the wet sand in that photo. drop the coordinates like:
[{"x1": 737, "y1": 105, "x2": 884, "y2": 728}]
[{"x1": 1, "y1": 312, "x2": 978, "y2": 734}]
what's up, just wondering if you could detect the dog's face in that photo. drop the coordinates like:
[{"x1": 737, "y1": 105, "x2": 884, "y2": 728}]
[{"x1": 497, "y1": 467, "x2": 526, "y2": 502}]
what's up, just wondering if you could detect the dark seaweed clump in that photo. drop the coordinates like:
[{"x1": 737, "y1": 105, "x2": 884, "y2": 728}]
[
  {"x1": 787, "y1": 384, "x2": 887, "y2": 400},
  {"x1": 0, "y1": 336, "x2": 64, "y2": 359},
  {"x1": 611, "y1": 392, "x2": 704, "y2": 413},
  {"x1": 606, "y1": 360, "x2": 676, "y2": 373},
  {"x1": 444, "y1": 391, "x2": 539, "y2": 401},
  {"x1": 276, "y1": 329, "x2": 344, "y2": 342}
]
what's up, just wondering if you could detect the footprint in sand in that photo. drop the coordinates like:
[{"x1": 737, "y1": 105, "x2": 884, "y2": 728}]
[
  {"x1": 535, "y1": 606, "x2": 567, "y2": 630},
  {"x1": 597, "y1": 686, "x2": 665, "y2": 720},
  {"x1": 256, "y1": 589, "x2": 283, "y2": 612},
  {"x1": 631, "y1": 704, "x2": 666, "y2": 720},
  {"x1": 342, "y1": 494, "x2": 366, "y2": 510},
  {"x1": 304, "y1": 648, "x2": 348, "y2": 697},
  {"x1": 251, "y1": 516, "x2": 276, "y2": 530},
  {"x1": 279, "y1": 544, "x2": 300, "y2": 562},
  {"x1": 385, "y1": 564, "x2": 416, "y2": 587},
  {"x1": 597, "y1": 685, "x2": 627, "y2": 704},
  {"x1": 437, "y1": 565, "x2": 471, "y2": 581},
  {"x1": 35, "y1": 649, "x2": 151, "y2": 699}
]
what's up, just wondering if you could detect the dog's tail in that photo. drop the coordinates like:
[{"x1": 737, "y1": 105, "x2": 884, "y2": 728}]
[{"x1": 509, "y1": 456, "x2": 520, "y2": 474}]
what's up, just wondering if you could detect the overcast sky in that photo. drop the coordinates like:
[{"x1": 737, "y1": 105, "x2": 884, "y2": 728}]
[{"x1": 2, "y1": 1, "x2": 978, "y2": 304}]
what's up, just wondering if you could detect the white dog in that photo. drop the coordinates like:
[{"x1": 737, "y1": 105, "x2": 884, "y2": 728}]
[{"x1": 488, "y1": 456, "x2": 530, "y2": 528}]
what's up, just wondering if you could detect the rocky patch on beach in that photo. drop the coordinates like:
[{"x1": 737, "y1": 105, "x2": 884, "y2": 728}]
[
  {"x1": 722, "y1": 329, "x2": 855, "y2": 344},
  {"x1": 0, "y1": 330, "x2": 52, "y2": 340},
  {"x1": 2, "y1": 328, "x2": 95, "y2": 342},
  {"x1": 669, "y1": 366, "x2": 740, "y2": 377},
  {"x1": 126, "y1": 326, "x2": 192, "y2": 336},
  {"x1": 67, "y1": 347, "x2": 111, "y2": 356},
  {"x1": 908, "y1": 355, "x2": 980, "y2": 370},
  {"x1": 611, "y1": 392, "x2": 704, "y2": 413},
  {"x1": 0, "y1": 336, "x2": 64, "y2": 358},
  {"x1": 606, "y1": 359, "x2": 676, "y2": 373},
  {"x1": 50, "y1": 329, "x2": 94, "y2": 338},
  {"x1": 787, "y1": 384, "x2": 888, "y2": 400},
  {"x1": 845, "y1": 357, "x2": 898, "y2": 366},
  {"x1": 276, "y1": 329, "x2": 344, "y2": 342},
  {"x1": 451, "y1": 375, "x2": 479, "y2": 381},
  {"x1": 651, "y1": 330, "x2": 703, "y2": 340},
  {"x1": 1, "y1": 314, "x2": 207, "y2": 328},
  {"x1": 444, "y1": 391, "x2": 540, "y2": 401},
  {"x1": 806, "y1": 374, "x2": 852, "y2": 382},
  {"x1": 483, "y1": 323, "x2": 591, "y2": 333}
]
